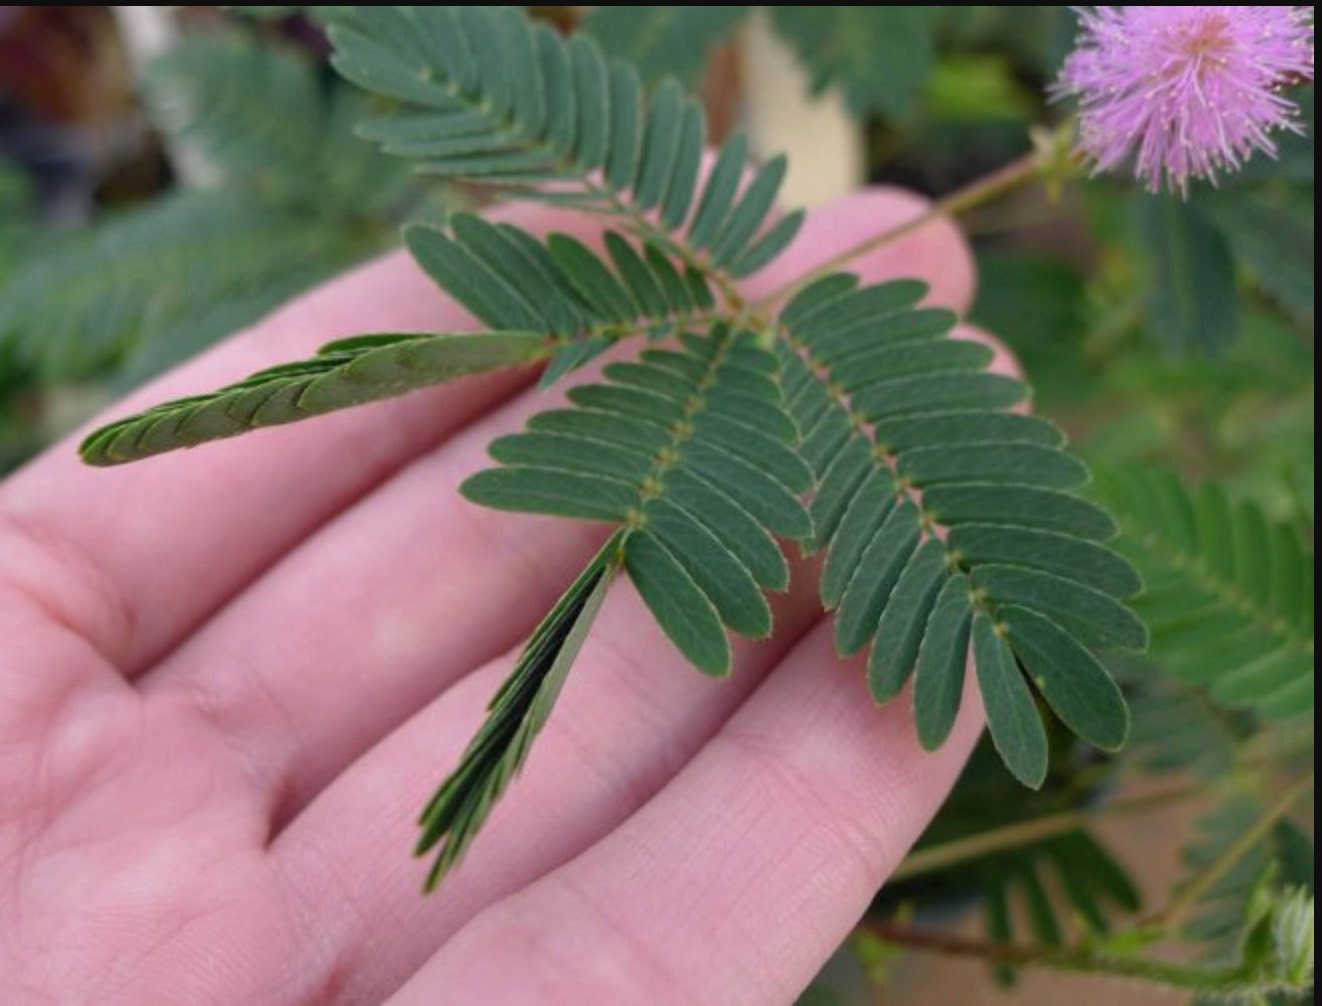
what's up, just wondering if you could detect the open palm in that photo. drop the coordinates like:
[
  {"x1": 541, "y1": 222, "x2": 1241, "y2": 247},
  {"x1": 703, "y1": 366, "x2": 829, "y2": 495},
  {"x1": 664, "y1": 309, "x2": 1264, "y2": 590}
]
[{"x1": 0, "y1": 190, "x2": 994, "y2": 1004}]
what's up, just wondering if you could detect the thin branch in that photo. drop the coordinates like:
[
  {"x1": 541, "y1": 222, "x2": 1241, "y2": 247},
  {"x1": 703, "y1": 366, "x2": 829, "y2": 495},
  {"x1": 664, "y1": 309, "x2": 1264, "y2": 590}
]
[
  {"x1": 753, "y1": 151, "x2": 1042, "y2": 313},
  {"x1": 1142, "y1": 776, "x2": 1313, "y2": 931},
  {"x1": 890, "y1": 779, "x2": 1205, "y2": 883},
  {"x1": 863, "y1": 921, "x2": 1291, "y2": 996}
]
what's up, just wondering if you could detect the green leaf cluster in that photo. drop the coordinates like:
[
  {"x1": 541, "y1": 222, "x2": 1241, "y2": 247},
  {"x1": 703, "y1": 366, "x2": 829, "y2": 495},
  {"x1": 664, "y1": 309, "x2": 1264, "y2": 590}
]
[
  {"x1": 1093, "y1": 469, "x2": 1313, "y2": 723},
  {"x1": 468, "y1": 325, "x2": 808, "y2": 675},
  {"x1": 331, "y1": 5, "x2": 804, "y2": 279},
  {"x1": 778, "y1": 276, "x2": 1140, "y2": 785},
  {"x1": 769, "y1": 7, "x2": 943, "y2": 119},
  {"x1": 1182, "y1": 798, "x2": 1314, "y2": 979},
  {"x1": 0, "y1": 29, "x2": 422, "y2": 386},
  {"x1": 80, "y1": 330, "x2": 550, "y2": 464},
  {"x1": 79, "y1": 5, "x2": 1143, "y2": 890},
  {"x1": 417, "y1": 538, "x2": 620, "y2": 887}
]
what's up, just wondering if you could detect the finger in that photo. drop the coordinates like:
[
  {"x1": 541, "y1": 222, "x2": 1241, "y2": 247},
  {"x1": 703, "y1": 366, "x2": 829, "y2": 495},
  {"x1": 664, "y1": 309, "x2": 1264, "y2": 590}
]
[
  {"x1": 397, "y1": 625, "x2": 984, "y2": 1005},
  {"x1": 142, "y1": 186, "x2": 979, "y2": 822},
  {"x1": 270, "y1": 572, "x2": 826, "y2": 1004},
  {"x1": 0, "y1": 203, "x2": 599, "y2": 677},
  {"x1": 742, "y1": 185, "x2": 977, "y2": 313},
  {"x1": 143, "y1": 365, "x2": 612, "y2": 821},
  {"x1": 954, "y1": 322, "x2": 1022, "y2": 379}
]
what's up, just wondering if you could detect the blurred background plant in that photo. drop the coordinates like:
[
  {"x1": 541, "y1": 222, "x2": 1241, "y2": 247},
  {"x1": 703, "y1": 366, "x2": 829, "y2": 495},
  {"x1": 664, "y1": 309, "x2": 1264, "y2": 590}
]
[
  {"x1": 0, "y1": 7, "x2": 438, "y2": 466},
  {"x1": 0, "y1": 6, "x2": 1312, "y2": 1003}
]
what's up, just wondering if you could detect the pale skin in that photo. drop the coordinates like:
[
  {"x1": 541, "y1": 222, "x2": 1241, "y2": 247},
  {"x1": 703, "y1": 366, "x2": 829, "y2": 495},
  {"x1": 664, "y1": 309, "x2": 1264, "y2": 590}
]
[{"x1": 0, "y1": 188, "x2": 1008, "y2": 1004}]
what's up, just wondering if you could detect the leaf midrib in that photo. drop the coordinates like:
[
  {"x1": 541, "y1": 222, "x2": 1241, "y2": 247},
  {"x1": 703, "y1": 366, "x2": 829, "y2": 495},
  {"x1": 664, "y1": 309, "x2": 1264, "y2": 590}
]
[
  {"x1": 1122, "y1": 522, "x2": 1313, "y2": 658},
  {"x1": 392, "y1": 27, "x2": 745, "y2": 307},
  {"x1": 782, "y1": 329, "x2": 940, "y2": 536},
  {"x1": 630, "y1": 335, "x2": 736, "y2": 530}
]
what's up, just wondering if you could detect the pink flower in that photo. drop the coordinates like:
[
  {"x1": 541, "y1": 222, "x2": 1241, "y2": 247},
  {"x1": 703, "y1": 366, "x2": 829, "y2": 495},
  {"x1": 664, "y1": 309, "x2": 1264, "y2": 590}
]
[{"x1": 1055, "y1": 6, "x2": 1315, "y2": 193}]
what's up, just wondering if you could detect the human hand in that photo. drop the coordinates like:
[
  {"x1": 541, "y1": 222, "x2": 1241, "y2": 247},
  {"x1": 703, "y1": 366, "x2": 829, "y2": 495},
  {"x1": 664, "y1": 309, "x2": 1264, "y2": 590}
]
[{"x1": 0, "y1": 188, "x2": 1001, "y2": 1004}]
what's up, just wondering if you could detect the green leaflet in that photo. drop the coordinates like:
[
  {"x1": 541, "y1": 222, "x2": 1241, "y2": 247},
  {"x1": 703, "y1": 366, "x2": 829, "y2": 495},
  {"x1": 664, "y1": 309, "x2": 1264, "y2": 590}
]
[
  {"x1": 913, "y1": 574, "x2": 974, "y2": 749},
  {"x1": 80, "y1": 331, "x2": 550, "y2": 465},
  {"x1": 643, "y1": 499, "x2": 771, "y2": 640},
  {"x1": 729, "y1": 210, "x2": 807, "y2": 280},
  {"x1": 835, "y1": 500, "x2": 922, "y2": 655},
  {"x1": 710, "y1": 156, "x2": 790, "y2": 268},
  {"x1": 1136, "y1": 195, "x2": 1239, "y2": 354},
  {"x1": 333, "y1": 6, "x2": 799, "y2": 276},
  {"x1": 778, "y1": 275, "x2": 1142, "y2": 782},
  {"x1": 869, "y1": 539, "x2": 949, "y2": 701},
  {"x1": 625, "y1": 531, "x2": 730, "y2": 675},
  {"x1": 821, "y1": 466, "x2": 898, "y2": 608},
  {"x1": 634, "y1": 80, "x2": 687, "y2": 212},
  {"x1": 972, "y1": 615, "x2": 1048, "y2": 789},
  {"x1": 1000, "y1": 606, "x2": 1129, "y2": 751},
  {"x1": 972, "y1": 565, "x2": 1146, "y2": 652},
  {"x1": 949, "y1": 524, "x2": 1141, "y2": 599},
  {"x1": 688, "y1": 131, "x2": 751, "y2": 250},
  {"x1": 925, "y1": 484, "x2": 1118, "y2": 541},
  {"x1": 416, "y1": 536, "x2": 621, "y2": 888},
  {"x1": 463, "y1": 325, "x2": 808, "y2": 676}
]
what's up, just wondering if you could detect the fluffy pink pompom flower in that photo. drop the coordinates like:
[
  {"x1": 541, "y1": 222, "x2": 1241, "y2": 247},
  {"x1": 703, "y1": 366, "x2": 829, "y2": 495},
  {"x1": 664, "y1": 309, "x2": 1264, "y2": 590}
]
[{"x1": 1055, "y1": 6, "x2": 1314, "y2": 193}]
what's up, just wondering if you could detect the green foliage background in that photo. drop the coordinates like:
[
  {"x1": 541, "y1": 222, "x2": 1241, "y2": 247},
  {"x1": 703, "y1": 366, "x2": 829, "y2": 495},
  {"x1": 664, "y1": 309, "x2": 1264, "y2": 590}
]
[{"x1": 0, "y1": 6, "x2": 1312, "y2": 1003}]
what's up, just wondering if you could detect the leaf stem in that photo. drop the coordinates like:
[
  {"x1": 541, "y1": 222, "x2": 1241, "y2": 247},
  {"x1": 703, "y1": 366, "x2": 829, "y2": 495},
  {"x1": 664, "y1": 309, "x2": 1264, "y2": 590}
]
[
  {"x1": 890, "y1": 779, "x2": 1205, "y2": 883},
  {"x1": 862, "y1": 920, "x2": 1288, "y2": 996},
  {"x1": 755, "y1": 150, "x2": 1042, "y2": 312},
  {"x1": 1141, "y1": 776, "x2": 1313, "y2": 931}
]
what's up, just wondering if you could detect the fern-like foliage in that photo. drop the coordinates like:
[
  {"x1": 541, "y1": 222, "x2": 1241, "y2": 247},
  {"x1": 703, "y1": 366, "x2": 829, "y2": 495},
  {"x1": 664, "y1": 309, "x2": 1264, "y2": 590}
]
[
  {"x1": 0, "y1": 190, "x2": 361, "y2": 379},
  {"x1": 1181, "y1": 797, "x2": 1314, "y2": 976},
  {"x1": 0, "y1": 31, "x2": 419, "y2": 384},
  {"x1": 875, "y1": 736, "x2": 1143, "y2": 987},
  {"x1": 466, "y1": 325, "x2": 810, "y2": 674},
  {"x1": 778, "y1": 276, "x2": 1143, "y2": 786},
  {"x1": 145, "y1": 27, "x2": 416, "y2": 217},
  {"x1": 80, "y1": 332, "x2": 549, "y2": 465},
  {"x1": 417, "y1": 537, "x2": 620, "y2": 887},
  {"x1": 78, "y1": 5, "x2": 1144, "y2": 888},
  {"x1": 769, "y1": 7, "x2": 943, "y2": 119},
  {"x1": 331, "y1": 5, "x2": 804, "y2": 281},
  {"x1": 1122, "y1": 669, "x2": 1248, "y2": 779},
  {"x1": 1092, "y1": 469, "x2": 1314, "y2": 723}
]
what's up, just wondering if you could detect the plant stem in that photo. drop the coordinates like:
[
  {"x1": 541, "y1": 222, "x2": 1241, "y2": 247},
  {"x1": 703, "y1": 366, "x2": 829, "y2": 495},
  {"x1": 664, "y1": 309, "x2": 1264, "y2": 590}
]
[
  {"x1": 890, "y1": 779, "x2": 1205, "y2": 883},
  {"x1": 755, "y1": 150, "x2": 1042, "y2": 312},
  {"x1": 864, "y1": 921, "x2": 1262, "y2": 995},
  {"x1": 1142, "y1": 776, "x2": 1313, "y2": 931}
]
